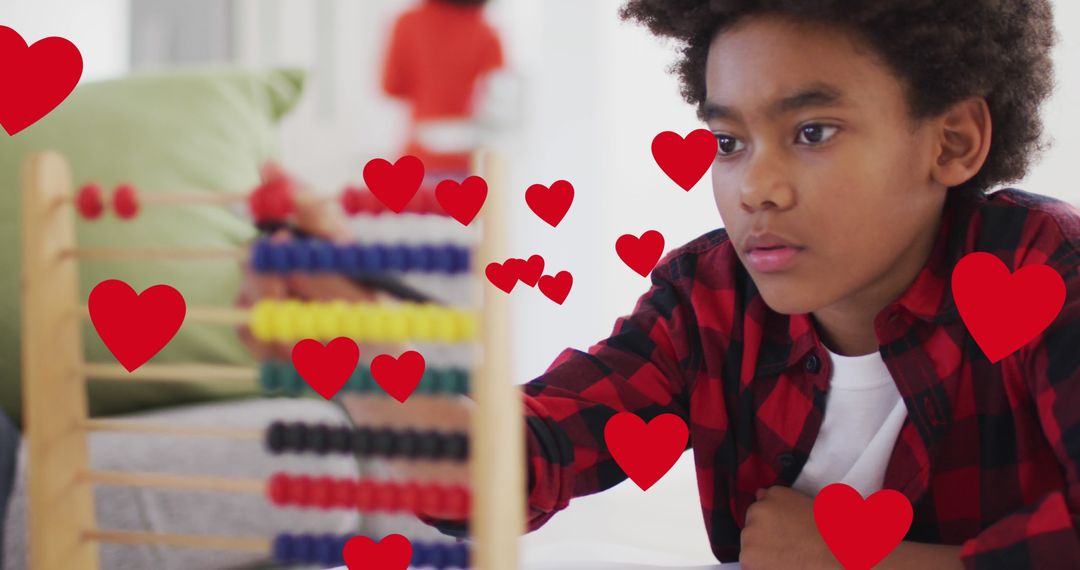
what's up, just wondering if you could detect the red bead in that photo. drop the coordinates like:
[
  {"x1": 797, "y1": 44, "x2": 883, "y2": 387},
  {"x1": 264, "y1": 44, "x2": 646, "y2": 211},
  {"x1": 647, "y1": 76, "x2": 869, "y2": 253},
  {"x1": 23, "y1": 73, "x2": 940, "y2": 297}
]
[
  {"x1": 355, "y1": 479, "x2": 376, "y2": 511},
  {"x1": 76, "y1": 183, "x2": 104, "y2": 220},
  {"x1": 249, "y1": 177, "x2": 295, "y2": 222},
  {"x1": 419, "y1": 186, "x2": 440, "y2": 213},
  {"x1": 399, "y1": 480, "x2": 423, "y2": 513},
  {"x1": 366, "y1": 190, "x2": 386, "y2": 215},
  {"x1": 332, "y1": 479, "x2": 357, "y2": 508},
  {"x1": 267, "y1": 473, "x2": 291, "y2": 506},
  {"x1": 445, "y1": 485, "x2": 470, "y2": 518},
  {"x1": 418, "y1": 482, "x2": 445, "y2": 516},
  {"x1": 375, "y1": 480, "x2": 401, "y2": 513},
  {"x1": 311, "y1": 476, "x2": 334, "y2": 510},
  {"x1": 341, "y1": 185, "x2": 365, "y2": 216},
  {"x1": 293, "y1": 475, "x2": 314, "y2": 507},
  {"x1": 112, "y1": 183, "x2": 139, "y2": 220}
]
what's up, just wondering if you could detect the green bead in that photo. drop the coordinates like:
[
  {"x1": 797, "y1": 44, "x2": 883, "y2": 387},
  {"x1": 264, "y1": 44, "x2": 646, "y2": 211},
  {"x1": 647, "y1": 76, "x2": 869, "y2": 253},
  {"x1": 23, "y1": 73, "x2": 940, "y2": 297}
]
[
  {"x1": 259, "y1": 361, "x2": 281, "y2": 394},
  {"x1": 359, "y1": 366, "x2": 376, "y2": 394},
  {"x1": 286, "y1": 366, "x2": 307, "y2": 396},
  {"x1": 452, "y1": 368, "x2": 470, "y2": 395}
]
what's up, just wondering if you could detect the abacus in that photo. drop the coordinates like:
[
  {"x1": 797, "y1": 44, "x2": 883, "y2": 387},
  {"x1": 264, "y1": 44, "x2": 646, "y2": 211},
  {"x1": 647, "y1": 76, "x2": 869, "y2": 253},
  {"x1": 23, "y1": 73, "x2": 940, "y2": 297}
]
[{"x1": 19, "y1": 149, "x2": 523, "y2": 569}]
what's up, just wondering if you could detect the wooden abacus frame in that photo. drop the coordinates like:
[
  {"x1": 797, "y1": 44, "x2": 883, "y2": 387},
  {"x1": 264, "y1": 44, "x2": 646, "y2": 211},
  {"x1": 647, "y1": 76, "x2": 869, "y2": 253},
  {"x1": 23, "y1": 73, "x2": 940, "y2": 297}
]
[{"x1": 20, "y1": 149, "x2": 523, "y2": 570}]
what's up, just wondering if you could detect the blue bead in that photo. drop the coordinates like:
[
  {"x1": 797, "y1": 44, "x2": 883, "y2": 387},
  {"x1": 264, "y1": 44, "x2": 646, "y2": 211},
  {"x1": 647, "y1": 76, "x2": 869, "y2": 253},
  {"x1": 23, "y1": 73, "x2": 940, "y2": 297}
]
[
  {"x1": 335, "y1": 535, "x2": 350, "y2": 564},
  {"x1": 269, "y1": 242, "x2": 291, "y2": 273},
  {"x1": 311, "y1": 240, "x2": 337, "y2": 272},
  {"x1": 427, "y1": 542, "x2": 448, "y2": 567},
  {"x1": 453, "y1": 247, "x2": 470, "y2": 273},
  {"x1": 315, "y1": 534, "x2": 337, "y2": 565},
  {"x1": 272, "y1": 533, "x2": 295, "y2": 563},
  {"x1": 295, "y1": 534, "x2": 316, "y2": 563},
  {"x1": 251, "y1": 238, "x2": 273, "y2": 272},
  {"x1": 412, "y1": 541, "x2": 429, "y2": 566},
  {"x1": 385, "y1": 244, "x2": 408, "y2": 271},
  {"x1": 414, "y1": 245, "x2": 435, "y2": 271},
  {"x1": 448, "y1": 542, "x2": 469, "y2": 568},
  {"x1": 339, "y1": 244, "x2": 361, "y2": 272},
  {"x1": 361, "y1": 244, "x2": 385, "y2": 272},
  {"x1": 297, "y1": 240, "x2": 321, "y2": 272},
  {"x1": 432, "y1": 245, "x2": 453, "y2": 273}
]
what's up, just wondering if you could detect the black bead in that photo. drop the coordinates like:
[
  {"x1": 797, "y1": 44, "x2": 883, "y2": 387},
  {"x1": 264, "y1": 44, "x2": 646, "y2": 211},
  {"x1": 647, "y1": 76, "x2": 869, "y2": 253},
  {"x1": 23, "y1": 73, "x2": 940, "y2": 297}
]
[
  {"x1": 397, "y1": 428, "x2": 420, "y2": 459},
  {"x1": 266, "y1": 421, "x2": 287, "y2": 454},
  {"x1": 309, "y1": 424, "x2": 331, "y2": 455},
  {"x1": 444, "y1": 432, "x2": 469, "y2": 461},
  {"x1": 417, "y1": 429, "x2": 442, "y2": 459},
  {"x1": 353, "y1": 427, "x2": 373, "y2": 456},
  {"x1": 372, "y1": 427, "x2": 398, "y2": 458},
  {"x1": 329, "y1": 426, "x2": 352, "y2": 453},
  {"x1": 285, "y1": 422, "x2": 307, "y2": 452}
]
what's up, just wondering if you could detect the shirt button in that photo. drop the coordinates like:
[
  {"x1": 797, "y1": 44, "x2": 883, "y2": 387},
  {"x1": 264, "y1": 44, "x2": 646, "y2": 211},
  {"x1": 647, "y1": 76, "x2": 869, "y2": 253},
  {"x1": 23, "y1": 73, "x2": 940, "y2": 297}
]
[
  {"x1": 778, "y1": 453, "x2": 795, "y2": 468},
  {"x1": 889, "y1": 312, "x2": 900, "y2": 322},
  {"x1": 804, "y1": 354, "x2": 820, "y2": 374}
]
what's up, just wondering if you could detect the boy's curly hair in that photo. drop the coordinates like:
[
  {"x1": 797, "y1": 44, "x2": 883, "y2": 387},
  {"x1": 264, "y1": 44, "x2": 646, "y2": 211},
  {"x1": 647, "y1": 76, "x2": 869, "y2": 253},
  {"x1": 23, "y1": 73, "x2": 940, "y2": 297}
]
[{"x1": 618, "y1": 0, "x2": 1059, "y2": 196}]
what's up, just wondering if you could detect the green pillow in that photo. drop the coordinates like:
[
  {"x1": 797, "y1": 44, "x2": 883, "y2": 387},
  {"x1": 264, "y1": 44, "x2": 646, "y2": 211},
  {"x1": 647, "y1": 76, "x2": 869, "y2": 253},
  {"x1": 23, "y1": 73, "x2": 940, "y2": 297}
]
[{"x1": 0, "y1": 65, "x2": 307, "y2": 428}]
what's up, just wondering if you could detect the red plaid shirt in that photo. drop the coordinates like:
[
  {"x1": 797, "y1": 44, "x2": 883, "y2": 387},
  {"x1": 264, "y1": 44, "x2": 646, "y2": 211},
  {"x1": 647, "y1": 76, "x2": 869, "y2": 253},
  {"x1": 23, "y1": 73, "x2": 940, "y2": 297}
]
[{"x1": 425, "y1": 186, "x2": 1080, "y2": 569}]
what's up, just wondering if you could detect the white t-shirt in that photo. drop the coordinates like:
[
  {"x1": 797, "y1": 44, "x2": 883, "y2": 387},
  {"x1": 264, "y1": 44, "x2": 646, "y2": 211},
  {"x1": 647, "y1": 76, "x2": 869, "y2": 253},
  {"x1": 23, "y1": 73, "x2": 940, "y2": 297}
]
[{"x1": 791, "y1": 346, "x2": 908, "y2": 499}]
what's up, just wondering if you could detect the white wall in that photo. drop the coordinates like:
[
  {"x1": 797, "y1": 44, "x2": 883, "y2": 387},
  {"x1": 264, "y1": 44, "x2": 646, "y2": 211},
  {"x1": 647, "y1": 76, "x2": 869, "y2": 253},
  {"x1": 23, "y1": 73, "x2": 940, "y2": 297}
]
[{"x1": 0, "y1": 0, "x2": 130, "y2": 82}]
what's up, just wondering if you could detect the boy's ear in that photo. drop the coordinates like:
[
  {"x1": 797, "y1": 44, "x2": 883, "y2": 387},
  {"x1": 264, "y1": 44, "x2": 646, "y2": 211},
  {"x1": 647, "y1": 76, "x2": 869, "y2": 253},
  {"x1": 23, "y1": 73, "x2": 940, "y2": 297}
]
[{"x1": 931, "y1": 96, "x2": 993, "y2": 189}]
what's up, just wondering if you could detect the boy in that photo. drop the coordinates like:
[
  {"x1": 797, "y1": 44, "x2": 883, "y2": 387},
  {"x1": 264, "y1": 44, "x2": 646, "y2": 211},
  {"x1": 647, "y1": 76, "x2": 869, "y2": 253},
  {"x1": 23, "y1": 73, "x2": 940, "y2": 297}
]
[{"x1": 246, "y1": 1, "x2": 1076, "y2": 568}]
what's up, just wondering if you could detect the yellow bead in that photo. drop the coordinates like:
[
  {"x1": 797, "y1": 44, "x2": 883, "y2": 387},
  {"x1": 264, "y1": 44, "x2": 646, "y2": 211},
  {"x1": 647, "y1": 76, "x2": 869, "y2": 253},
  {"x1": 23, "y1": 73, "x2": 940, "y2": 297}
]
[
  {"x1": 316, "y1": 301, "x2": 344, "y2": 340},
  {"x1": 456, "y1": 310, "x2": 478, "y2": 341},
  {"x1": 294, "y1": 302, "x2": 319, "y2": 340},
  {"x1": 432, "y1": 307, "x2": 456, "y2": 342},
  {"x1": 365, "y1": 304, "x2": 388, "y2": 342},
  {"x1": 385, "y1": 305, "x2": 411, "y2": 342},
  {"x1": 275, "y1": 300, "x2": 302, "y2": 341},
  {"x1": 410, "y1": 304, "x2": 437, "y2": 341},
  {"x1": 341, "y1": 303, "x2": 365, "y2": 340},
  {"x1": 250, "y1": 301, "x2": 275, "y2": 341}
]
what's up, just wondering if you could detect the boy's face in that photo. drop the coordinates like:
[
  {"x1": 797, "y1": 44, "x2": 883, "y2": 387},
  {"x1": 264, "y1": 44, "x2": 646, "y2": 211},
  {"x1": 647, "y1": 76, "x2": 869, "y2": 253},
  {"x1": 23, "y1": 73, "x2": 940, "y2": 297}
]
[{"x1": 704, "y1": 13, "x2": 948, "y2": 320}]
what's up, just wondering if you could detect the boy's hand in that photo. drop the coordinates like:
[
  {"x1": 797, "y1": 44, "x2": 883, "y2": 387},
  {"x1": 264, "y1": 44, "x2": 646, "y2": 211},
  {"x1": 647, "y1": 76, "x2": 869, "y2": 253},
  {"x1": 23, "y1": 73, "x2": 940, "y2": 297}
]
[
  {"x1": 234, "y1": 159, "x2": 382, "y2": 361},
  {"x1": 740, "y1": 485, "x2": 841, "y2": 570}
]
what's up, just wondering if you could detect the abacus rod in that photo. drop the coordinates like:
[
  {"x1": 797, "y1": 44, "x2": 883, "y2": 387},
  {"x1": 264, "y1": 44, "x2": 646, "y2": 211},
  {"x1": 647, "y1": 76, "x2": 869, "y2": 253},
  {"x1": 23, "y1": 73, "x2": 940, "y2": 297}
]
[
  {"x1": 78, "y1": 470, "x2": 265, "y2": 494},
  {"x1": 82, "y1": 530, "x2": 270, "y2": 552},
  {"x1": 81, "y1": 420, "x2": 262, "y2": 440},
  {"x1": 78, "y1": 305, "x2": 249, "y2": 326},
  {"x1": 62, "y1": 247, "x2": 247, "y2": 260},
  {"x1": 81, "y1": 362, "x2": 258, "y2": 382}
]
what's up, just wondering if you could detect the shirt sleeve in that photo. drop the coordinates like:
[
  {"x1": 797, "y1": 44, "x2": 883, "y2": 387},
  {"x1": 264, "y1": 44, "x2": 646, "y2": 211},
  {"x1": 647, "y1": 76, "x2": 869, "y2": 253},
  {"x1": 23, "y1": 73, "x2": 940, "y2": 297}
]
[
  {"x1": 381, "y1": 16, "x2": 412, "y2": 99},
  {"x1": 959, "y1": 261, "x2": 1080, "y2": 568},
  {"x1": 476, "y1": 22, "x2": 505, "y2": 77},
  {"x1": 418, "y1": 255, "x2": 699, "y2": 537}
]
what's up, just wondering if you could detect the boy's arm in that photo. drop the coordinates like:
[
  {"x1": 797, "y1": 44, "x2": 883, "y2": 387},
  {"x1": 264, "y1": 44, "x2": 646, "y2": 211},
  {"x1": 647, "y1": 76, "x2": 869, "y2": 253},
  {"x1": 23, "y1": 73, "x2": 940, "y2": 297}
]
[
  {"x1": 421, "y1": 255, "x2": 703, "y2": 536},
  {"x1": 381, "y1": 16, "x2": 412, "y2": 99},
  {"x1": 957, "y1": 263, "x2": 1080, "y2": 569}
]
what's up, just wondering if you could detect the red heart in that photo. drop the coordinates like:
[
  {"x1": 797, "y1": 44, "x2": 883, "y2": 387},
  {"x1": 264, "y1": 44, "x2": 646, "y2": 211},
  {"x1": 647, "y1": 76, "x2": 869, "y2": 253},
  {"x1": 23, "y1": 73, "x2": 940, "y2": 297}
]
[
  {"x1": 370, "y1": 350, "x2": 426, "y2": 403},
  {"x1": 517, "y1": 254, "x2": 545, "y2": 287},
  {"x1": 291, "y1": 337, "x2": 359, "y2": 400},
  {"x1": 951, "y1": 251, "x2": 1065, "y2": 363},
  {"x1": 538, "y1": 271, "x2": 573, "y2": 305},
  {"x1": 362, "y1": 155, "x2": 425, "y2": 213},
  {"x1": 651, "y1": 129, "x2": 718, "y2": 191},
  {"x1": 813, "y1": 483, "x2": 913, "y2": 570},
  {"x1": 342, "y1": 533, "x2": 412, "y2": 570},
  {"x1": 0, "y1": 26, "x2": 83, "y2": 136},
  {"x1": 616, "y1": 230, "x2": 665, "y2": 277},
  {"x1": 485, "y1": 260, "x2": 520, "y2": 293},
  {"x1": 88, "y1": 280, "x2": 186, "y2": 372},
  {"x1": 435, "y1": 176, "x2": 487, "y2": 226},
  {"x1": 604, "y1": 412, "x2": 688, "y2": 491},
  {"x1": 525, "y1": 180, "x2": 574, "y2": 227}
]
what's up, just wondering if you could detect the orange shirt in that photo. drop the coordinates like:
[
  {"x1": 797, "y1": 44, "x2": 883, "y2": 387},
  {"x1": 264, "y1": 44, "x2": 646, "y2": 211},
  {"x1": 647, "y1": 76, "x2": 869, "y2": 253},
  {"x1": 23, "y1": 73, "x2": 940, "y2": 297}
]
[{"x1": 382, "y1": 0, "x2": 505, "y2": 173}]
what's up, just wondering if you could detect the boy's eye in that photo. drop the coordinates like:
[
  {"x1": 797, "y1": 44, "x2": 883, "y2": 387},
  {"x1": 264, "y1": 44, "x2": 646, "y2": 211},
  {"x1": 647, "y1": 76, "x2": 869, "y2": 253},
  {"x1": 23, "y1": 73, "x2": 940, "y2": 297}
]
[{"x1": 714, "y1": 123, "x2": 840, "y2": 158}]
